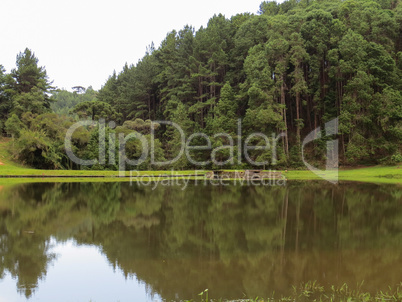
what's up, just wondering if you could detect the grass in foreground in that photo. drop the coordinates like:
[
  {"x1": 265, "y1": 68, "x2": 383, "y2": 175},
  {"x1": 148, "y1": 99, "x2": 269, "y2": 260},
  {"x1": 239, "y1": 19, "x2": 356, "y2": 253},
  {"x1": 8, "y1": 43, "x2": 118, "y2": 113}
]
[{"x1": 185, "y1": 281, "x2": 402, "y2": 302}]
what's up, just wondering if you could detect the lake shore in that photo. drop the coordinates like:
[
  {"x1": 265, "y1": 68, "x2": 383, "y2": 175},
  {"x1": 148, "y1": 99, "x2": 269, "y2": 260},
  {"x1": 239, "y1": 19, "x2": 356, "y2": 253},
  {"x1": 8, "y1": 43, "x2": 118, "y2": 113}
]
[{"x1": 0, "y1": 166, "x2": 400, "y2": 185}]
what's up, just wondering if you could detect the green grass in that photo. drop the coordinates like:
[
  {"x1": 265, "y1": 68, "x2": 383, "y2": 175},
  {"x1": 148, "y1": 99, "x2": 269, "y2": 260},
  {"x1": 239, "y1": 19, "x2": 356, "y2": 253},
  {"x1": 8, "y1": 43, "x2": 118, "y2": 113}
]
[
  {"x1": 184, "y1": 281, "x2": 402, "y2": 302},
  {"x1": 284, "y1": 166, "x2": 402, "y2": 184},
  {"x1": 0, "y1": 167, "x2": 202, "y2": 177},
  {"x1": 86, "y1": 281, "x2": 402, "y2": 302}
]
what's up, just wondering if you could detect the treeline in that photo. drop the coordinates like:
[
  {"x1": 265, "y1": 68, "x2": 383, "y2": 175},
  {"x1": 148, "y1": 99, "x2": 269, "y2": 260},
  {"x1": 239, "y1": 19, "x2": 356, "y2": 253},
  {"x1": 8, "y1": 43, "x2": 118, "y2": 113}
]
[
  {"x1": 1, "y1": 0, "x2": 402, "y2": 169},
  {"x1": 97, "y1": 0, "x2": 402, "y2": 167}
]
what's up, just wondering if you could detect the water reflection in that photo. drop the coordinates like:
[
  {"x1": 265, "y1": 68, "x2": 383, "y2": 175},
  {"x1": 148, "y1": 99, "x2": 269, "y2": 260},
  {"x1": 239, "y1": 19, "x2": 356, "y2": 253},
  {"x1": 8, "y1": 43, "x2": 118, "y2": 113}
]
[
  {"x1": 0, "y1": 181, "x2": 401, "y2": 301},
  {"x1": 0, "y1": 239, "x2": 161, "y2": 302}
]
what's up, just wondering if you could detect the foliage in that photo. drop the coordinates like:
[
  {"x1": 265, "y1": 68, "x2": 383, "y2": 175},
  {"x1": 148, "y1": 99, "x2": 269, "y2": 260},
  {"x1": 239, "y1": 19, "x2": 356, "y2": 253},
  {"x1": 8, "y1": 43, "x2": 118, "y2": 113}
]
[
  {"x1": 70, "y1": 100, "x2": 122, "y2": 122},
  {"x1": 4, "y1": 114, "x2": 25, "y2": 138},
  {"x1": 7, "y1": 113, "x2": 73, "y2": 169},
  {"x1": 95, "y1": 0, "x2": 401, "y2": 169},
  {"x1": 8, "y1": 48, "x2": 54, "y2": 117},
  {"x1": 51, "y1": 87, "x2": 97, "y2": 116}
]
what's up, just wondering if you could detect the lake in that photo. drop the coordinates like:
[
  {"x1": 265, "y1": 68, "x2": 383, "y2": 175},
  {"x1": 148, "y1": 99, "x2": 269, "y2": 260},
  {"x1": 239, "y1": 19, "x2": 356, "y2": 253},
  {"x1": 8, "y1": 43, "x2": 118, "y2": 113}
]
[{"x1": 0, "y1": 181, "x2": 401, "y2": 301}]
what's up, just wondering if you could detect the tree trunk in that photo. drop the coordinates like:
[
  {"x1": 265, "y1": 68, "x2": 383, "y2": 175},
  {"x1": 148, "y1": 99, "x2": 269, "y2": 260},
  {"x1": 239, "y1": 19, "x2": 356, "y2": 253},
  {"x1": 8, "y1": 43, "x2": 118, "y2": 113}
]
[
  {"x1": 280, "y1": 77, "x2": 289, "y2": 157},
  {"x1": 296, "y1": 91, "x2": 301, "y2": 145}
]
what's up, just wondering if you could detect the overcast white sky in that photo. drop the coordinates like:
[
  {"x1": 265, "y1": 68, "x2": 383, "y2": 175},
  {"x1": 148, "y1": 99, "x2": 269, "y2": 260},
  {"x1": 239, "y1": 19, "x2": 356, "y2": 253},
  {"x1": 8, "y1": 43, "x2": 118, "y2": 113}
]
[{"x1": 1, "y1": 0, "x2": 266, "y2": 91}]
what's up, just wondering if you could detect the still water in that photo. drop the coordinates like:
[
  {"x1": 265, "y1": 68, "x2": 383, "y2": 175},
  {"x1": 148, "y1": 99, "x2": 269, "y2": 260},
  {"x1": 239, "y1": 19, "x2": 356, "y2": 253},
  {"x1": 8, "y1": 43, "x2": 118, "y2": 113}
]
[{"x1": 0, "y1": 181, "x2": 401, "y2": 301}]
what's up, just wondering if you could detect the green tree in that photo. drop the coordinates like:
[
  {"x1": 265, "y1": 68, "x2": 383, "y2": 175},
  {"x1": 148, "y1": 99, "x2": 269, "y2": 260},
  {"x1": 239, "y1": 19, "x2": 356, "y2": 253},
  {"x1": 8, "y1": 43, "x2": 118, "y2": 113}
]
[
  {"x1": 7, "y1": 113, "x2": 73, "y2": 169},
  {"x1": 0, "y1": 65, "x2": 12, "y2": 133},
  {"x1": 97, "y1": 71, "x2": 119, "y2": 109},
  {"x1": 8, "y1": 48, "x2": 54, "y2": 117},
  {"x1": 51, "y1": 86, "x2": 97, "y2": 116},
  {"x1": 71, "y1": 100, "x2": 122, "y2": 122},
  {"x1": 13, "y1": 129, "x2": 61, "y2": 168},
  {"x1": 5, "y1": 113, "x2": 25, "y2": 139},
  {"x1": 289, "y1": 32, "x2": 308, "y2": 147},
  {"x1": 166, "y1": 101, "x2": 194, "y2": 169},
  {"x1": 208, "y1": 82, "x2": 239, "y2": 167}
]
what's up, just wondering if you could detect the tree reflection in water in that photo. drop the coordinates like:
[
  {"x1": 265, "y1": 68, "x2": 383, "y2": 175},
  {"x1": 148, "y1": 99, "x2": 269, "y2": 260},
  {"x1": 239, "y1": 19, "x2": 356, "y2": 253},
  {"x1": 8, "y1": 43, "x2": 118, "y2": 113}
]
[{"x1": 0, "y1": 181, "x2": 401, "y2": 300}]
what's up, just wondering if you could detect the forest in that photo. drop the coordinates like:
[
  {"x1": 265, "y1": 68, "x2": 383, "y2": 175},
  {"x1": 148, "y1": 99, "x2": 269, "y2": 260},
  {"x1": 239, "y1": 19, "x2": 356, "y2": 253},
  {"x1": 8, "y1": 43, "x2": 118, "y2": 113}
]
[{"x1": 0, "y1": 0, "x2": 401, "y2": 170}]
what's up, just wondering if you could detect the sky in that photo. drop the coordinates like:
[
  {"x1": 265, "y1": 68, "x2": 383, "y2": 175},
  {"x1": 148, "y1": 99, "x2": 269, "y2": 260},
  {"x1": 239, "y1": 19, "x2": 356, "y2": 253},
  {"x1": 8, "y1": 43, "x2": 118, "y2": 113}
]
[{"x1": 1, "y1": 0, "x2": 266, "y2": 91}]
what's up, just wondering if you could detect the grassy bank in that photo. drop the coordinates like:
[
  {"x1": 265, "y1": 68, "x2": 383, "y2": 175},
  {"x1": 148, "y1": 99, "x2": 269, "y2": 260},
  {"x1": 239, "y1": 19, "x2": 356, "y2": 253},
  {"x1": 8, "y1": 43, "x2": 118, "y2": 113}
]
[
  {"x1": 185, "y1": 281, "x2": 402, "y2": 302},
  {"x1": 0, "y1": 166, "x2": 400, "y2": 186},
  {"x1": 284, "y1": 166, "x2": 402, "y2": 184}
]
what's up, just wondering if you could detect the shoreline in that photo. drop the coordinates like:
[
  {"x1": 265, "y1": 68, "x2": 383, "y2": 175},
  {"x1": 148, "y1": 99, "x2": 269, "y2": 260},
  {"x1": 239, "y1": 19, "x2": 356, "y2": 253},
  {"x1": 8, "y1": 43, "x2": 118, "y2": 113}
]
[{"x1": 0, "y1": 166, "x2": 400, "y2": 185}]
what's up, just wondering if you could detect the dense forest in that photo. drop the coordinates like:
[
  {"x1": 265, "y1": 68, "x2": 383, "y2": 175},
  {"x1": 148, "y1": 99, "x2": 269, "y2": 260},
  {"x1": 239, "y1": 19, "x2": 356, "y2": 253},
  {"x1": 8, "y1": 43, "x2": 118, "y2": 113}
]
[{"x1": 0, "y1": 0, "x2": 401, "y2": 170}]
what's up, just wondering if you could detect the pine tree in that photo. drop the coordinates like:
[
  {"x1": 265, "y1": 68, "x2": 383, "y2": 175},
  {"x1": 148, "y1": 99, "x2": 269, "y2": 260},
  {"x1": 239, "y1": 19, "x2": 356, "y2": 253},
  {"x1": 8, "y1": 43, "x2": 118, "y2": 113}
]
[{"x1": 9, "y1": 48, "x2": 54, "y2": 117}]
